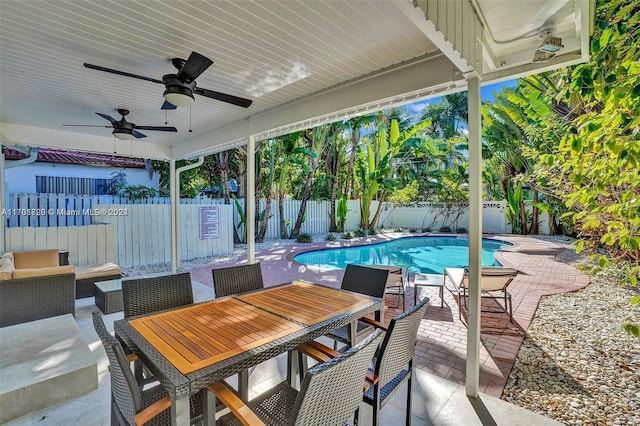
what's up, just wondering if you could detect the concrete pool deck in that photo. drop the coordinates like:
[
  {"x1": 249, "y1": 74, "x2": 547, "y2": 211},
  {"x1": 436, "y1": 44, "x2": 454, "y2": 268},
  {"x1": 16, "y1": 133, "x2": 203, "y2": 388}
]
[{"x1": 189, "y1": 233, "x2": 590, "y2": 397}]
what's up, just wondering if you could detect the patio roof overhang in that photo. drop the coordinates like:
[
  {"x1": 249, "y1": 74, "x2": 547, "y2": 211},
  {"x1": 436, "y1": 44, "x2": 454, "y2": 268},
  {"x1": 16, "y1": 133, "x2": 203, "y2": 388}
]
[{"x1": 0, "y1": 0, "x2": 594, "y2": 400}]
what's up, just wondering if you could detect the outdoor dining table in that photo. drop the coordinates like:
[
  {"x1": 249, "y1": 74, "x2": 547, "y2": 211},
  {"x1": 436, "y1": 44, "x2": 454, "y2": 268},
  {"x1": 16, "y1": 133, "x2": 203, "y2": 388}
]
[{"x1": 114, "y1": 280, "x2": 383, "y2": 426}]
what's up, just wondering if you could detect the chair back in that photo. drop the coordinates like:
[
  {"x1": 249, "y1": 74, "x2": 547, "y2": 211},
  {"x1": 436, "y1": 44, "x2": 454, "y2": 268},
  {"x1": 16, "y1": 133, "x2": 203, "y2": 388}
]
[
  {"x1": 212, "y1": 263, "x2": 264, "y2": 298},
  {"x1": 341, "y1": 264, "x2": 389, "y2": 298},
  {"x1": 92, "y1": 311, "x2": 142, "y2": 425},
  {"x1": 374, "y1": 297, "x2": 428, "y2": 387},
  {"x1": 122, "y1": 272, "x2": 193, "y2": 318},
  {"x1": 459, "y1": 267, "x2": 519, "y2": 291},
  {"x1": 291, "y1": 329, "x2": 384, "y2": 426}
]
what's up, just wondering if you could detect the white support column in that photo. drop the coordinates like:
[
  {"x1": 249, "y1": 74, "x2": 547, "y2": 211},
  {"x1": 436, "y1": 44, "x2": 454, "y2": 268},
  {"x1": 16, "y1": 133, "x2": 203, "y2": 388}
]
[
  {"x1": 171, "y1": 157, "x2": 204, "y2": 272},
  {"x1": 170, "y1": 159, "x2": 178, "y2": 273},
  {"x1": 466, "y1": 74, "x2": 483, "y2": 398},
  {"x1": 0, "y1": 153, "x2": 5, "y2": 252},
  {"x1": 247, "y1": 135, "x2": 256, "y2": 263}
]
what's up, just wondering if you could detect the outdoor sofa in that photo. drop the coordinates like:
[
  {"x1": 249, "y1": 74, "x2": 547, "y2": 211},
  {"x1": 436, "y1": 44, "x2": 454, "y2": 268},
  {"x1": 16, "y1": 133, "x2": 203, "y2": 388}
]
[{"x1": 0, "y1": 249, "x2": 76, "y2": 327}]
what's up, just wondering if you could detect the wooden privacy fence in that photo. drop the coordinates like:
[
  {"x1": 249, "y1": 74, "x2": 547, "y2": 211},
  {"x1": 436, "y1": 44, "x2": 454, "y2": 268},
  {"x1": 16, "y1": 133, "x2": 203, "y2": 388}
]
[{"x1": 4, "y1": 224, "x2": 115, "y2": 266}]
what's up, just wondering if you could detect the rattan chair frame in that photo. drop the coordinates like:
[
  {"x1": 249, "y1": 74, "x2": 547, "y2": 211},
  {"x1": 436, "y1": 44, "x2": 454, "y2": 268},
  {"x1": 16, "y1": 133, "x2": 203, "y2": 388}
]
[
  {"x1": 92, "y1": 311, "x2": 203, "y2": 426},
  {"x1": 363, "y1": 297, "x2": 429, "y2": 426},
  {"x1": 121, "y1": 272, "x2": 194, "y2": 319},
  {"x1": 0, "y1": 273, "x2": 75, "y2": 327},
  {"x1": 217, "y1": 329, "x2": 384, "y2": 426},
  {"x1": 212, "y1": 263, "x2": 264, "y2": 298},
  {"x1": 326, "y1": 264, "x2": 389, "y2": 348}
]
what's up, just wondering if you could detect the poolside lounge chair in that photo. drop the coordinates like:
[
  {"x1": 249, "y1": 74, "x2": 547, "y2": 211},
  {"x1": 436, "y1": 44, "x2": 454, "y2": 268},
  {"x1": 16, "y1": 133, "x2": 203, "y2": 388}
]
[{"x1": 445, "y1": 266, "x2": 519, "y2": 323}]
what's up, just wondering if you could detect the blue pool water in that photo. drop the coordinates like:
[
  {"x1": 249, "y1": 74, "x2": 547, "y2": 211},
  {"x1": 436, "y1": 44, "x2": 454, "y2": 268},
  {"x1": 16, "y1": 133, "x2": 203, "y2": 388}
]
[{"x1": 293, "y1": 236, "x2": 511, "y2": 274}]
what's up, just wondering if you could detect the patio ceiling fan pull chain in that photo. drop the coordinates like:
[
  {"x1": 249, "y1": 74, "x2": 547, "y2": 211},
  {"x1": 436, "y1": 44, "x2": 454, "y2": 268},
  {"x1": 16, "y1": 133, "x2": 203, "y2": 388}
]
[{"x1": 189, "y1": 105, "x2": 192, "y2": 133}]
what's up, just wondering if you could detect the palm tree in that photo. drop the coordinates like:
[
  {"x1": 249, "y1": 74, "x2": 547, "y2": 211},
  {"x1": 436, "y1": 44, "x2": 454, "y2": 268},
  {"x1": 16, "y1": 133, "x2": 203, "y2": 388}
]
[{"x1": 290, "y1": 123, "x2": 337, "y2": 238}]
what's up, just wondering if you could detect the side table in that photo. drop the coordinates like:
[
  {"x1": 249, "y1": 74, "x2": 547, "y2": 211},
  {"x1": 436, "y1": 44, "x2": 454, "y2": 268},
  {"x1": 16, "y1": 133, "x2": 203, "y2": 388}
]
[
  {"x1": 413, "y1": 273, "x2": 444, "y2": 307},
  {"x1": 95, "y1": 278, "x2": 123, "y2": 314}
]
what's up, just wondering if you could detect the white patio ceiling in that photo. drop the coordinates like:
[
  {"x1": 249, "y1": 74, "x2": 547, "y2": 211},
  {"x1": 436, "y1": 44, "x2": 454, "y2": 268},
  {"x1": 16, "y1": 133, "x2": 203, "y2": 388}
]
[{"x1": 0, "y1": 0, "x2": 592, "y2": 161}]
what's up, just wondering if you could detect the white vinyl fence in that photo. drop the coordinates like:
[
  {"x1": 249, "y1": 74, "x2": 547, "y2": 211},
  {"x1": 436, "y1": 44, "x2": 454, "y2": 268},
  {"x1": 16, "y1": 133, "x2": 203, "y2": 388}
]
[
  {"x1": 92, "y1": 204, "x2": 234, "y2": 268},
  {"x1": 3, "y1": 194, "x2": 552, "y2": 267},
  {"x1": 4, "y1": 224, "x2": 115, "y2": 266}
]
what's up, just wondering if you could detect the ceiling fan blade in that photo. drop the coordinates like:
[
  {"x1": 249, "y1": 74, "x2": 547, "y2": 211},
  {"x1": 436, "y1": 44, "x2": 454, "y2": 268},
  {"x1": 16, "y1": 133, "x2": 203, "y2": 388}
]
[
  {"x1": 95, "y1": 112, "x2": 118, "y2": 125},
  {"x1": 63, "y1": 125, "x2": 111, "y2": 128},
  {"x1": 132, "y1": 130, "x2": 147, "y2": 139},
  {"x1": 135, "y1": 126, "x2": 177, "y2": 132},
  {"x1": 194, "y1": 87, "x2": 253, "y2": 108},
  {"x1": 84, "y1": 63, "x2": 163, "y2": 84},
  {"x1": 176, "y1": 52, "x2": 213, "y2": 83},
  {"x1": 161, "y1": 100, "x2": 177, "y2": 110}
]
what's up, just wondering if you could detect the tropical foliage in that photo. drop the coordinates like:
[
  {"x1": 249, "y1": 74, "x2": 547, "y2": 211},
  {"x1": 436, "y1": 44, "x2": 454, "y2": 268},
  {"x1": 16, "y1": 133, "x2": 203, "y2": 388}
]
[{"x1": 147, "y1": 0, "x2": 637, "y2": 332}]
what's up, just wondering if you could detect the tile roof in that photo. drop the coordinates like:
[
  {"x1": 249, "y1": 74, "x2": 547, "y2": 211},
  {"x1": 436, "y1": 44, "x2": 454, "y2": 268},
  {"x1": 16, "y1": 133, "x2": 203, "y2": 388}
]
[{"x1": 2, "y1": 147, "x2": 146, "y2": 168}]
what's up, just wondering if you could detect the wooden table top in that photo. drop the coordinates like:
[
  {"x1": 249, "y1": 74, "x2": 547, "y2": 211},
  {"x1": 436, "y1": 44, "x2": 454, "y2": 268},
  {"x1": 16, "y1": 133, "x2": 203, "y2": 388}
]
[
  {"x1": 236, "y1": 281, "x2": 374, "y2": 326},
  {"x1": 129, "y1": 297, "x2": 304, "y2": 374}
]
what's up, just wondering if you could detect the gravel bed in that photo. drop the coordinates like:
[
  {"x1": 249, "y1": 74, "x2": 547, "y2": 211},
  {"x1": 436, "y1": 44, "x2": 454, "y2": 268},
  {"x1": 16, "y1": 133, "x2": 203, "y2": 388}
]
[{"x1": 502, "y1": 250, "x2": 640, "y2": 425}]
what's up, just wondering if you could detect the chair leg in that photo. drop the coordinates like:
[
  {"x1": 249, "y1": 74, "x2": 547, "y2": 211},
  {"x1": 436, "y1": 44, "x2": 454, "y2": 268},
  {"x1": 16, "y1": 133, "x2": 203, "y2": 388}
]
[
  {"x1": 110, "y1": 393, "x2": 118, "y2": 426},
  {"x1": 373, "y1": 386, "x2": 381, "y2": 426},
  {"x1": 238, "y1": 370, "x2": 249, "y2": 401},
  {"x1": 406, "y1": 368, "x2": 412, "y2": 426},
  {"x1": 354, "y1": 407, "x2": 359, "y2": 425}
]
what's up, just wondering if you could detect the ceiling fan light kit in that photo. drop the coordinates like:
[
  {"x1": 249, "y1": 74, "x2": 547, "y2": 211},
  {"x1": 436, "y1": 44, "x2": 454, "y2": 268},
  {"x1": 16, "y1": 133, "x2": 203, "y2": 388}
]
[
  {"x1": 163, "y1": 86, "x2": 195, "y2": 107},
  {"x1": 113, "y1": 129, "x2": 133, "y2": 140}
]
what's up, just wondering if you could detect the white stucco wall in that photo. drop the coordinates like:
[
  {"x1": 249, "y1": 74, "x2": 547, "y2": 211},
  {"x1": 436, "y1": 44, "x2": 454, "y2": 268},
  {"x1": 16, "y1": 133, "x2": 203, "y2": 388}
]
[{"x1": 4, "y1": 162, "x2": 159, "y2": 194}]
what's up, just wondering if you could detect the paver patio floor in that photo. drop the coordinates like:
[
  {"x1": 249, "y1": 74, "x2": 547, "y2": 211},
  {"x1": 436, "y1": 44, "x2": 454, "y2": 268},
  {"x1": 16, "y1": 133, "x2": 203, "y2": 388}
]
[{"x1": 187, "y1": 233, "x2": 589, "y2": 397}]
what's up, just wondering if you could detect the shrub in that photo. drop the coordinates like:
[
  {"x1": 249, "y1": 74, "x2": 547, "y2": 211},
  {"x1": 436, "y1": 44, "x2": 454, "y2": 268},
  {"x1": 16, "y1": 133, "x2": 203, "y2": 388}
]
[
  {"x1": 342, "y1": 232, "x2": 353, "y2": 240},
  {"x1": 354, "y1": 229, "x2": 366, "y2": 238},
  {"x1": 439, "y1": 226, "x2": 452, "y2": 232},
  {"x1": 296, "y1": 233, "x2": 313, "y2": 243},
  {"x1": 325, "y1": 233, "x2": 336, "y2": 241},
  {"x1": 394, "y1": 227, "x2": 403, "y2": 232},
  {"x1": 456, "y1": 227, "x2": 467, "y2": 233},
  {"x1": 422, "y1": 228, "x2": 431, "y2": 233},
  {"x1": 409, "y1": 228, "x2": 417, "y2": 233}
]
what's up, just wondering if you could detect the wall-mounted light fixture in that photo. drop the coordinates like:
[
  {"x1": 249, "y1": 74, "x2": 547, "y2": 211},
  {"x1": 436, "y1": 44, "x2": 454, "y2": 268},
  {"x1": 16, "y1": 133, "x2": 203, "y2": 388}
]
[{"x1": 532, "y1": 25, "x2": 563, "y2": 63}]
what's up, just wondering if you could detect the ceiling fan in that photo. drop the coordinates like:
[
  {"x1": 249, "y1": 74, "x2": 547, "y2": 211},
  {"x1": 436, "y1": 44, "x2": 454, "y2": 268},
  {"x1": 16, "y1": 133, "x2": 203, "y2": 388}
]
[
  {"x1": 63, "y1": 109, "x2": 177, "y2": 139},
  {"x1": 84, "y1": 52, "x2": 253, "y2": 110}
]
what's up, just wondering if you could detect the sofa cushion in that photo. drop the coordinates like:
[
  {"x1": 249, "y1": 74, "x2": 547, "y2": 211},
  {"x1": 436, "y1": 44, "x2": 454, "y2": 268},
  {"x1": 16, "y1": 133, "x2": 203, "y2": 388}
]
[
  {"x1": 75, "y1": 263, "x2": 122, "y2": 280},
  {"x1": 13, "y1": 249, "x2": 60, "y2": 269},
  {"x1": 12, "y1": 265, "x2": 76, "y2": 279},
  {"x1": 0, "y1": 253, "x2": 15, "y2": 280}
]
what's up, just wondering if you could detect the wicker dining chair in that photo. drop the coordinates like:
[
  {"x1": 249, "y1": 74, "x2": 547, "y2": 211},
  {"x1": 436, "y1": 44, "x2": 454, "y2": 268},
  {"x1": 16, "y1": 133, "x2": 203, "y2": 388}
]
[
  {"x1": 92, "y1": 311, "x2": 204, "y2": 426},
  {"x1": 121, "y1": 272, "x2": 194, "y2": 387},
  {"x1": 325, "y1": 264, "x2": 390, "y2": 350},
  {"x1": 210, "y1": 329, "x2": 384, "y2": 426},
  {"x1": 362, "y1": 296, "x2": 429, "y2": 426},
  {"x1": 211, "y1": 263, "x2": 264, "y2": 298},
  {"x1": 121, "y1": 272, "x2": 194, "y2": 319},
  {"x1": 211, "y1": 263, "x2": 264, "y2": 400},
  {"x1": 365, "y1": 264, "x2": 408, "y2": 311}
]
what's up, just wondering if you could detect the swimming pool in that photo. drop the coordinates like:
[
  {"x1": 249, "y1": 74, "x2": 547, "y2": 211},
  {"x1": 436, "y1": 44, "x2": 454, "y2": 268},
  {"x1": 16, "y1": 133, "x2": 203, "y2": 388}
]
[{"x1": 293, "y1": 236, "x2": 511, "y2": 274}]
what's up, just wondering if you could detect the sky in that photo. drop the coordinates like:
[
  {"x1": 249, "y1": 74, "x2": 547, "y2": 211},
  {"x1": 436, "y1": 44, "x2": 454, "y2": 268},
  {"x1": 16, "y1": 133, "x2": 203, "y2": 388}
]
[{"x1": 405, "y1": 79, "x2": 517, "y2": 116}]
